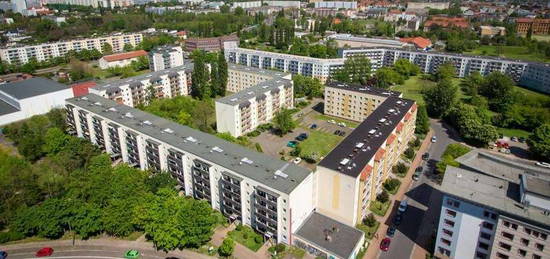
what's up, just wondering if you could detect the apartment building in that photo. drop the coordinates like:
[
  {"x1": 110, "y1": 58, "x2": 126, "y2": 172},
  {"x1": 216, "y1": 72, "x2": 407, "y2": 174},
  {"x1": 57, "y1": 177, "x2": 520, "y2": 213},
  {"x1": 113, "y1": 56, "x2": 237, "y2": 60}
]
[
  {"x1": 434, "y1": 150, "x2": 550, "y2": 259},
  {"x1": 316, "y1": 91, "x2": 417, "y2": 226},
  {"x1": 516, "y1": 18, "x2": 550, "y2": 35},
  {"x1": 216, "y1": 64, "x2": 293, "y2": 137},
  {"x1": 185, "y1": 35, "x2": 239, "y2": 52},
  {"x1": 324, "y1": 82, "x2": 402, "y2": 122},
  {"x1": 0, "y1": 33, "x2": 143, "y2": 64},
  {"x1": 42, "y1": 0, "x2": 133, "y2": 8},
  {"x1": 327, "y1": 34, "x2": 405, "y2": 49},
  {"x1": 149, "y1": 45, "x2": 184, "y2": 72},
  {"x1": 89, "y1": 65, "x2": 191, "y2": 107}
]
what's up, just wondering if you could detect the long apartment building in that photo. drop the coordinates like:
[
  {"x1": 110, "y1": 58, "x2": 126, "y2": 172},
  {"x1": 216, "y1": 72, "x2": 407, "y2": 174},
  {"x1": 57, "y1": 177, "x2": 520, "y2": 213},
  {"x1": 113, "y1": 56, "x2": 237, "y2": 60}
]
[
  {"x1": 316, "y1": 84, "x2": 417, "y2": 226},
  {"x1": 324, "y1": 82, "x2": 402, "y2": 122},
  {"x1": 149, "y1": 45, "x2": 185, "y2": 72},
  {"x1": 435, "y1": 150, "x2": 550, "y2": 259},
  {"x1": 65, "y1": 93, "x2": 368, "y2": 259},
  {"x1": 216, "y1": 64, "x2": 294, "y2": 137},
  {"x1": 89, "y1": 64, "x2": 191, "y2": 107},
  {"x1": 224, "y1": 42, "x2": 550, "y2": 94},
  {"x1": 0, "y1": 33, "x2": 143, "y2": 64}
]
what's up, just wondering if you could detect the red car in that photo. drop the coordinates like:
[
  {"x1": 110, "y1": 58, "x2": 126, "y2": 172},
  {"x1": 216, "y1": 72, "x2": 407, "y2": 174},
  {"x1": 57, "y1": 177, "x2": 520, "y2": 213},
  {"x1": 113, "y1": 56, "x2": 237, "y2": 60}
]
[
  {"x1": 36, "y1": 247, "x2": 54, "y2": 257},
  {"x1": 380, "y1": 238, "x2": 391, "y2": 251}
]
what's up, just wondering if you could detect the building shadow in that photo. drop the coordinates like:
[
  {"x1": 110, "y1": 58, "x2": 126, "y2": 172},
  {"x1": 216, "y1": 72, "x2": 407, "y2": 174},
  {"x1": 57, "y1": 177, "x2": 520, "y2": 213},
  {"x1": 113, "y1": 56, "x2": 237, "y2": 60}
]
[{"x1": 313, "y1": 102, "x2": 324, "y2": 113}]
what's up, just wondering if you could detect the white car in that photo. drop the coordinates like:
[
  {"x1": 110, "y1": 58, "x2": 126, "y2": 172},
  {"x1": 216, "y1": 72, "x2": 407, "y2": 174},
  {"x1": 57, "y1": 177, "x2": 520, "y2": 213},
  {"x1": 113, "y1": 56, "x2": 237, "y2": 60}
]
[
  {"x1": 328, "y1": 120, "x2": 336, "y2": 124},
  {"x1": 536, "y1": 162, "x2": 550, "y2": 168},
  {"x1": 431, "y1": 136, "x2": 437, "y2": 143},
  {"x1": 293, "y1": 157, "x2": 302, "y2": 164}
]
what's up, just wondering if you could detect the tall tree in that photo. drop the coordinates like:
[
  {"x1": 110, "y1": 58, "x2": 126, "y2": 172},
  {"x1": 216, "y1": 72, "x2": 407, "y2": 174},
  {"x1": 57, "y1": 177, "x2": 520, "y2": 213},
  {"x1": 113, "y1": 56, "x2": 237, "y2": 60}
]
[
  {"x1": 415, "y1": 105, "x2": 430, "y2": 135},
  {"x1": 433, "y1": 62, "x2": 456, "y2": 82},
  {"x1": 460, "y1": 72, "x2": 484, "y2": 96},
  {"x1": 527, "y1": 124, "x2": 550, "y2": 162},
  {"x1": 423, "y1": 78, "x2": 458, "y2": 118},
  {"x1": 101, "y1": 43, "x2": 113, "y2": 55},
  {"x1": 217, "y1": 51, "x2": 228, "y2": 96},
  {"x1": 273, "y1": 108, "x2": 296, "y2": 135},
  {"x1": 478, "y1": 72, "x2": 515, "y2": 113},
  {"x1": 333, "y1": 56, "x2": 371, "y2": 84},
  {"x1": 191, "y1": 51, "x2": 211, "y2": 100}
]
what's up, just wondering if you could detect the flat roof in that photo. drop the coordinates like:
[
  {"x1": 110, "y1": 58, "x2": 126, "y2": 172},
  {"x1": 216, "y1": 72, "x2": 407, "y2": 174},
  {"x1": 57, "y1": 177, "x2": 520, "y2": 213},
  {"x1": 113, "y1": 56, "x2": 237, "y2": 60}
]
[
  {"x1": 66, "y1": 93, "x2": 312, "y2": 194},
  {"x1": 443, "y1": 166, "x2": 550, "y2": 229},
  {"x1": 318, "y1": 96, "x2": 414, "y2": 178},
  {"x1": 294, "y1": 212, "x2": 364, "y2": 259},
  {"x1": 523, "y1": 175, "x2": 550, "y2": 198},
  {"x1": 0, "y1": 77, "x2": 70, "y2": 100},
  {"x1": 0, "y1": 99, "x2": 19, "y2": 116},
  {"x1": 326, "y1": 81, "x2": 402, "y2": 98},
  {"x1": 217, "y1": 64, "x2": 292, "y2": 106}
]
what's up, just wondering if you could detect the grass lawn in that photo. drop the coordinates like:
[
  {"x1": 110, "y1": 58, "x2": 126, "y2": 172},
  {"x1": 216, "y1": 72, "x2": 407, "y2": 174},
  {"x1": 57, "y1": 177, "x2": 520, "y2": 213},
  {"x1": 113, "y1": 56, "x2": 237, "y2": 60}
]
[
  {"x1": 299, "y1": 129, "x2": 343, "y2": 160},
  {"x1": 533, "y1": 34, "x2": 550, "y2": 42},
  {"x1": 228, "y1": 225, "x2": 264, "y2": 252},
  {"x1": 497, "y1": 127, "x2": 531, "y2": 139},
  {"x1": 465, "y1": 45, "x2": 550, "y2": 63},
  {"x1": 314, "y1": 114, "x2": 360, "y2": 128},
  {"x1": 356, "y1": 222, "x2": 380, "y2": 240},
  {"x1": 390, "y1": 76, "x2": 436, "y2": 106},
  {"x1": 369, "y1": 200, "x2": 390, "y2": 217}
]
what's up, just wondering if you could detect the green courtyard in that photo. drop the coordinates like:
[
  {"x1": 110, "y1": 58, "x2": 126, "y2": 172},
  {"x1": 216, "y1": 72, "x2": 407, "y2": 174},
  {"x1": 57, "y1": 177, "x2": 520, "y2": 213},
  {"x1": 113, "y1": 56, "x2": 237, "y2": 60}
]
[{"x1": 465, "y1": 45, "x2": 550, "y2": 63}]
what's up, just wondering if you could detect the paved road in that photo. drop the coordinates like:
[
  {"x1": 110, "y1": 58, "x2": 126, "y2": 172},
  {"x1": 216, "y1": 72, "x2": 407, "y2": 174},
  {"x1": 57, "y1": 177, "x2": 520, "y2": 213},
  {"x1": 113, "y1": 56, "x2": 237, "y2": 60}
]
[{"x1": 377, "y1": 119, "x2": 456, "y2": 259}]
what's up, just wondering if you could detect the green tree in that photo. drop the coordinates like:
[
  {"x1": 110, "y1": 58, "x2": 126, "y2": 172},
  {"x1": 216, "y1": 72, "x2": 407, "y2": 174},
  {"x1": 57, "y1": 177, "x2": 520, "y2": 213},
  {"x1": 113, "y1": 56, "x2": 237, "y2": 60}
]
[
  {"x1": 333, "y1": 56, "x2": 371, "y2": 84},
  {"x1": 362, "y1": 213, "x2": 377, "y2": 227},
  {"x1": 191, "y1": 50, "x2": 211, "y2": 100},
  {"x1": 293, "y1": 74, "x2": 323, "y2": 98},
  {"x1": 433, "y1": 62, "x2": 456, "y2": 81},
  {"x1": 101, "y1": 43, "x2": 113, "y2": 55},
  {"x1": 423, "y1": 78, "x2": 458, "y2": 118},
  {"x1": 217, "y1": 51, "x2": 228, "y2": 96},
  {"x1": 446, "y1": 104, "x2": 498, "y2": 146},
  {"x1": 123, "y1": 43, "x2": 134, "y2": 52},
  {"x1": 273, "y1": 108, "x2": 296, "y2": 135},
  {"x1": 376, "y1": 190, "x2": 389, "y2": 203},
  {"x1": 415, "y1": 105, "x2": 430, "y2": 135},
  {"x1": 478, "y1": 72, "x2": 515, "y2": 113},
  {"x1": 460, "y1": 72, "x2": 484, "y2": 96},
  {"x1": 218, "y1": 237, "x2": 235, "y2": 257},
  {"x1": 191, "y1": 101, "x2": 215, "y2": 133},
  {"x1": 375, "y1": 67, "x2": 403, "y2": 89},
  {"x1": 393, "y1": 59, "x2": 420, "y2": 79},
  {"x1": 527, "y1": 124, "x2": 550, "y2": 162}
]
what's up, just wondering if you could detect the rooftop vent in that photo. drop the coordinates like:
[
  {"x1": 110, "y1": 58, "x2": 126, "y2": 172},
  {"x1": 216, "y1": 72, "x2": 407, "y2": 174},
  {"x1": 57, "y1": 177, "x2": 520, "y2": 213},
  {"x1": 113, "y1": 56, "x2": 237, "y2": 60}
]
[
  {"x1": 125, "y1": 112, "x2": 133, "y2": 118},
  {"x1": 379, "y1": 118, "x2": 387, "y2": 123},
  {"x1": 163, "y1": 128, "x2": 174, "y2": 134},
  {"x1": 185, "y1": 136, "x2": 197, "y2": 142},
  {"x1": 274, "y1": 170, "x2": 288, "y2": 178},
  {"x1": 247, "y1": 91, "x2": 254, "y2": 95},
  {"x1": 230, "y1": 98, "x2": 238, "y2": 102},
  {"x1": 241, "y1": 157, "x2": 253, "y2": 165},
  {"x1": 368, "y1": 129, "x2": 376, "y2": 134},
  {"x1": 356, "y1": 142, "x2": 365, "y2": 149},
  {"x1": 108, "y1": 107, "x2": 117, "y2": 112},
  {"x1": 81, "y1": 97, "x2": 88, "y2": 100},
  {"x1": 211, "y1": 146, "x2": 223, "y2": 153},
  {"x1": 142, "y1": 120, "x2": 152, "y2": 125},
  {"x1": 340, "y1": 158, "x2": 350, "y2": 166},
  {"x1": 94, "y1": 102, "x2": 102, "y2": 106}
]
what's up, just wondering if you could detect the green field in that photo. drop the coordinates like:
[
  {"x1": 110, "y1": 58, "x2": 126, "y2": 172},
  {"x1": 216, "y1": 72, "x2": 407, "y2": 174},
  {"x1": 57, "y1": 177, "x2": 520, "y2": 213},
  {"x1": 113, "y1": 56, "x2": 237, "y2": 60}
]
[
  {"x1": 390, "y1": 76, "x2": 464, "y2": 105},
  {"x1": 299, "y1": 129, "x2": 343, "y2": 159},
  {"x1": 227, "y1": 225, "x2": 264, "y2": 252},
  {"x1": 496, "y1": 127, "x2": 531, "y2": 139},
  {"x1": 533, "y1": 34, "x2": 550, "y2": 42},
  {"x1": 465, "y1": 45, "x2": 550, "y2": 63}
]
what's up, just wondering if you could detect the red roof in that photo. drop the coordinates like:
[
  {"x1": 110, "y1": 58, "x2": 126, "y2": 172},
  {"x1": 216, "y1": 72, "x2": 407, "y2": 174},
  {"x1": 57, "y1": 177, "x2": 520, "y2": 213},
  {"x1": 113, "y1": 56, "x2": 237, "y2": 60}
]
[
  {"x1": 400, "y1": 37, "x2": 432, "y2": 49},
  {"x1": 374, "y1": 149, "x2": 386, "y2": 161},
  {"x1": 424, "y1": 16, "x2": 469, "y2": 29},
  {"x1": 71, "y1": 81, "x2": 96, "y2": 97},
  {"x1": 387, "y1": 134, "x2": 397, "y2": 145},
  {"x1": 177, "y1": 31, "x2": 187, "y2": 35},
  {"x1": 102, "y1": 50, "x2": 147, "y2": 62},
  {"x1": 360, "y1": 165, "x2": 373, "y2": 181}
]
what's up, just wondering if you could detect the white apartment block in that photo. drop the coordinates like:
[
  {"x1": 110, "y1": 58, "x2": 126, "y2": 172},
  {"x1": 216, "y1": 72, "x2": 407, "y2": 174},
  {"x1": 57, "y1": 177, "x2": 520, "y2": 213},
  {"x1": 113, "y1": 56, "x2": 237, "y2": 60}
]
[
  {"x1": 225, "y1": 41, "x2": 550, "y2": 94},
  {"x1": 149, "y1": 45, "x2": 184, "y2": 72},
  {"x1": 435, "y1": 151, "x2": 550, "y2": 259},
  {"x1": 89, "y1": 65, "x2": 191, "y2": 107},
  {"x1": 42, "y1": 0, "x2": 133, "y2": 8},
  {"x1": 0, "y1": 33, "x2": 143, "y2": 64},
  {"x1": 216, "y1": 64, "x2": 293, "y2": 137}
]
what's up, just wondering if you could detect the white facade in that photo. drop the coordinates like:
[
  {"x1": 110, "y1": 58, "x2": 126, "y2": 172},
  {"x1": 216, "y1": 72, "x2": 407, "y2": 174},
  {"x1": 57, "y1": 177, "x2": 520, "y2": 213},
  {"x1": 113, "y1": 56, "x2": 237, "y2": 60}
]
[
  {"x1": 0, "y1": 33, "x2": 143, "y2": 64},
  {"x1": 11, "y1": 0, "x2": 27, "y2": 13},
  {"x1": 232, "y1": 0, "x2": 261, "y2": 9},
  {"x1": 42, "y1": 0, "x2": 133, "y2": 8},
  {"x1": 149, "y1": 46, "x2": 184, "y2": 72},
  {"x1": 99, "y1": 56, "x2": 139, "y2": 69},
  {"x1": 314, "y1": 1, "x2": 357, "y2": 9}
]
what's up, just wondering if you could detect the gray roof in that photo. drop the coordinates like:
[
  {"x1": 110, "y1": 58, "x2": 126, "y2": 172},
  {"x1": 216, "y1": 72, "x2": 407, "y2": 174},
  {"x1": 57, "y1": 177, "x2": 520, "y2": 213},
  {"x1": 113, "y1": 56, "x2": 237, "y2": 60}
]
[
  {"x1": 0, "y1": 78, "x2": 69, "y2": 100},
  {"x1": 294, "y1": 212, "x2": 364, "y2": 259},
  {"x1": 522, "y1": 174, "x2": 550, "y2": 198},
  {"x1": 0, "y1": 99, "x2": 19, "y2": 116},
  {"x1": 217, "y1": 64, "x2": 292, "y2": 106},
  {"x1": 443, "y1": 166, "x2": 550, "y2": 229},
  {"x1": 326, "y1": 81, "x2": 402, "y2": 98},
  {"x1": 66, "y1": 93, "x2": 312, "y2": 194}
]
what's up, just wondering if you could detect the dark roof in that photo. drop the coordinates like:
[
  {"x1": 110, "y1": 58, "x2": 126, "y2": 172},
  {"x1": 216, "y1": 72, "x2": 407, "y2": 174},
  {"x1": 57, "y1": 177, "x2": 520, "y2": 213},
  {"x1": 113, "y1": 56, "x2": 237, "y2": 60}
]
[
  {"x1": 326, "y1": 81, "x2": 402, "y2": 98},
  {"x1": 294, "y1": 212, "x2": 364, "y2": 259},
  {"x1": 0, "y1": 78, "x2": 69, "y2": 100},
  {"x1": 0, "y1": 99, "x2": 19, "y2": 116},
  {"x1": 318, "y1": 96, "x2": 414, "y2": 178}
]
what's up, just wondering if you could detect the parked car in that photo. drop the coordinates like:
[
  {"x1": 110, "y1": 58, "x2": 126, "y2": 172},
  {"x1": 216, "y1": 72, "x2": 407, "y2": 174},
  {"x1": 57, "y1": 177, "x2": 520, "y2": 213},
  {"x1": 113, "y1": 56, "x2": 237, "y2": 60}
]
[
  {"x1": 293, "y1": 157, "x2": 302, "y2": 164},
  {"x1": 310, "y1": 124, "x2": 317, "y2": 129},
  {"x1": 287, "y1": 141, "x2": 297, "y2": 148},
  {"x1": 380, "y1": 238, "x2": 391, "y2": 251},
  {"x1": 328, "y1": 119, "x2": 336, "y2": 124},
  {"x1": 511, "y1": 136, "x2": 518, "y2": 142},
  {"x1": 124, "y1": 249, "x2": 140, "y2": 259},
  {"x1": 535, "y1": 162, "x2": 550, "y2": 168},
  {"x1": 0, "y1": 251, "x2": 7, "y2": 259},
  {"x1": 334, "y1": 130, "x2": 342, "y2": 135},
  {"x1": 36, "y1": 247, "x2": 54, "y2": 257},
  {"x1": 431, "y1": 136, "x2": 437, "y2": 143},
  {"x1": 398, "y1": 200, "x2": 408, "y2": 213},
  {"x1": 422, "y1": 152, "x2": 429, "y2": 161},
  {"x1": 338, "y1": 122, "x2": 346, "y2": 127},
  {"x1": 338, "y1": 131, "x2": 346, "y2": 136},
  {"x1": 518, "y1": 137, "x2": 526, "y2": 143},
  {"x1": 386, "y1": 226, "x2": 396, "y2": 237},
  {"x1": 392, "y1": 214, "x2": 402, "y2": 226},
  {"x1": 296, "y1": 133, "x2": 308, "y2": 141},
  {"x1": 413, "y1": 166, "x2": 423, "y2": 181}
]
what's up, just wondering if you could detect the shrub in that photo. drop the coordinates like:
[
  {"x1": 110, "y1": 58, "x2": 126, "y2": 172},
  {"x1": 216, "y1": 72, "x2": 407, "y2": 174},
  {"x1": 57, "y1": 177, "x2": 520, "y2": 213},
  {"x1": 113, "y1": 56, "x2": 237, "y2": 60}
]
[
  {"x1": 363, "y1": 214, "x2": 377, "y2": 227},
  {"x1": 274, "y1": 243, "x2": 286, "y2": 253},
  {"x1": 383, "y1": 178, "x2": 401, "y2": 192},
  {"x1": 243, "y1": 232, "x2": 248, "y2": 239},
  {"x1": 235, "y1": 224, "x2": 243, "y2": 231},
  {"x1": 218, "y1": 237, "x2": 235, "y2": 257},
  {"x1": 254, "y1": 235, "x2": 263, "y2": 244},
  {"x1": 404, "y1": 147, "x2": 415, "y2": 160},
  {"x1": 392, "y1": 162, "x2": 408, "y2": 177},
  {"x1": 255, "y1": 143, "x2": 263, "y2": 152},
  {"x1": 0, "y1": 231, "x2": 25, "y2": 244},
  {"x1": 377, "y1": 190, "x2": 389, "y2": 203}
]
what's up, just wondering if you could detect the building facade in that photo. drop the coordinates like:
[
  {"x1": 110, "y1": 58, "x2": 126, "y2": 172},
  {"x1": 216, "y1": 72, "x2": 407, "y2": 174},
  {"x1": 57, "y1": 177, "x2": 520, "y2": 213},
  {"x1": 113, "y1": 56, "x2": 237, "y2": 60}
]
[
  {"x1": 314, "y1": 1, "x2": 357, "y2": 9},
  {"x1": 216, "y1": 64, "x2": 293, "y2": 137},
  {"x1": 149, "y1": 45, "x2": 184, "y2": 72},
  {"x1": 89, "y1": 65, "x2": 191, "y2": 107},
  {"x1": 516, "y1": 18, "x2": 550, "y2": 35},
  {"x1": 185, "y1": 35, "x2": 239, "y2": 52},
  {"x1": 316, "y1": 87, "x2": 417, "y2": 226},
  {"x1": 99, "y1": 50, "x2": 148, "y2": 69},
  {"x1": 434, "y1": 151, "x2": 550, "y2": 259},
  {"x1": 0, "y1": 33, "x2": 143, "y2": 64}
]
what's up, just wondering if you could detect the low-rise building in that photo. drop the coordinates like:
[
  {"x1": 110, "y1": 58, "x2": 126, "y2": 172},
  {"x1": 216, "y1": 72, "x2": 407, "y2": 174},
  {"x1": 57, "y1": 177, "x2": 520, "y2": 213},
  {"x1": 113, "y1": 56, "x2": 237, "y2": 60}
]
[
  {"x1": 216, "y1": 64, "x2": 293, "y2": 137},
  {"x1": 99, "y1": 50, "x2": 148, "y2": 69},
  {"x1": 327, "y1": 34, "x2": 405, "y2": 48},
  {"x1": 516, "y1": 18, "x2": 550, "y2": 35},
  {"x1": 89, "y1": 65, "x2": 191, "y2": 107},
  {"x1": 423, "y1": 16, "x2": 470, "y2": 31},
  {"x1": 0, "y1": 77, "x2": 73, "y2": 126},
  {"x1": 480, "y1": 25, "x2": 506, "y2": 37},
  {"x1": 399, "y1": 37, "x2": 432, "y2": 50},
  {"x1": 0, "y1": 33, "x2": 143, "y2": 65},
  {"x1": 149, "y1": 46, "x2": 184, "y2": 72},
  {"x1": 434, "y1": 150, "x2": 550, "y2": 259},
  {"x1": 407, "y1": 1, "x2": 449, "y2": 10},
  {"x1": 185, "y1": 35, "x2": 239, "y2": 52}
]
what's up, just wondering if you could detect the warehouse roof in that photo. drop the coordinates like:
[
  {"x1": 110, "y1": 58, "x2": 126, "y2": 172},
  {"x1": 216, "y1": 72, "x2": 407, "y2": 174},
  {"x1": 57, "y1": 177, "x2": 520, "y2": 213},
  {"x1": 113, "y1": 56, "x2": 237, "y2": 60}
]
[{"x1": 0, "y1": 77, "x2": 70, "y2": 100}]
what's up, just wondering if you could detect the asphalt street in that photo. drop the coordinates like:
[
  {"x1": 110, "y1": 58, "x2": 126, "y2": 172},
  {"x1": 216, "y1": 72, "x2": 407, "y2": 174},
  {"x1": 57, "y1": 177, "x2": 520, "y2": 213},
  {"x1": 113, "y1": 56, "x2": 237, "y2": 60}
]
[{"x1": 377, "y1": 119, "x2": 456, "y2": 259}]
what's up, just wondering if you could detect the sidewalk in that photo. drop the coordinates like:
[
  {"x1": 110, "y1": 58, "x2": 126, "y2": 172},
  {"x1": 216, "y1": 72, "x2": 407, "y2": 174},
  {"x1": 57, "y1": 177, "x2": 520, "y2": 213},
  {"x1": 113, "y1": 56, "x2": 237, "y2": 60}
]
[
  {"x1": 211, "y1": 224, "x2": 270, "y2": 259},
  {"x1": 363, "y1": 130, "x2": 434, "y2": 259}
]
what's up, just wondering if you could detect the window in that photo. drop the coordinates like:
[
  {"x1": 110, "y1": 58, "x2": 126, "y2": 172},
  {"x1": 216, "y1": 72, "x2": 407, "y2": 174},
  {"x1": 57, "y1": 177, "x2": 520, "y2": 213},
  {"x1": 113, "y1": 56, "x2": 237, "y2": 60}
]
[
  {"x1": 533, "y1": 254, "x2": 541, "y2": 259},
  {"x1": 483, "y1": 222, "x2": 494, "y2": 230},
  {"x1": 480, "y1": 232, "x2": 491, "y2": 240},
  {"x1": 518, "y1": 249, "x2": 527, "y2": 257},
  {"x1": 535, "y1": 243, "x2": 544, "y2": 251},
  {"x1": 438, "y1": 247, "x2": 451, "y2": 256},
  {"x1": 446, "y1": 209, "x2": 457, "y2": 217},
  {"x1": 476, "y1": 252, "x2": 487, "y2": 259},
  {"x1": 444, "y1": 219, "x2": 455, "y2": 227},
  {"x1": 511, "y1": 223, "x2": 518, "y2": 230},
  {"x1": 496, "y1": 252, "x2": 509, "y2": 259},
  {"x1": 525, "y1": 228, "x2": 532, "y2": 235},
  {"x1": 521, "y1": 238, "x2": 530, "y2": 246},
  {"x1": 541, "y1": 233, "x2": 547, "y2": 240},
  {"x1": 446, "y1": 198, "x2": 460, "y2": 208},
  {"x1": 502, "y1": 232, "x2": 514, "y2": 240},
  {"x1": 440, "y1": 238, "x2": 451, "y2": 246},
  {"x1": 478, "y1": 242, "x2": 489, "y2": 250},
  {"x1": 443, "y1": 229, "x2": 453, "y2": 237},
  {"x1": 499, "y1": 242, "x2": 512, "y2": 251}
]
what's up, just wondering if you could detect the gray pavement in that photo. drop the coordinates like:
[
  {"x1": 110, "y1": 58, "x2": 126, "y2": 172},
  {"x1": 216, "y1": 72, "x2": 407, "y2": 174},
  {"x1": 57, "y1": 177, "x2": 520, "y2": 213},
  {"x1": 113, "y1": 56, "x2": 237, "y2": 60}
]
[{"x1": 377, "y1": 119, "x2": 455, "y2": 259}]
